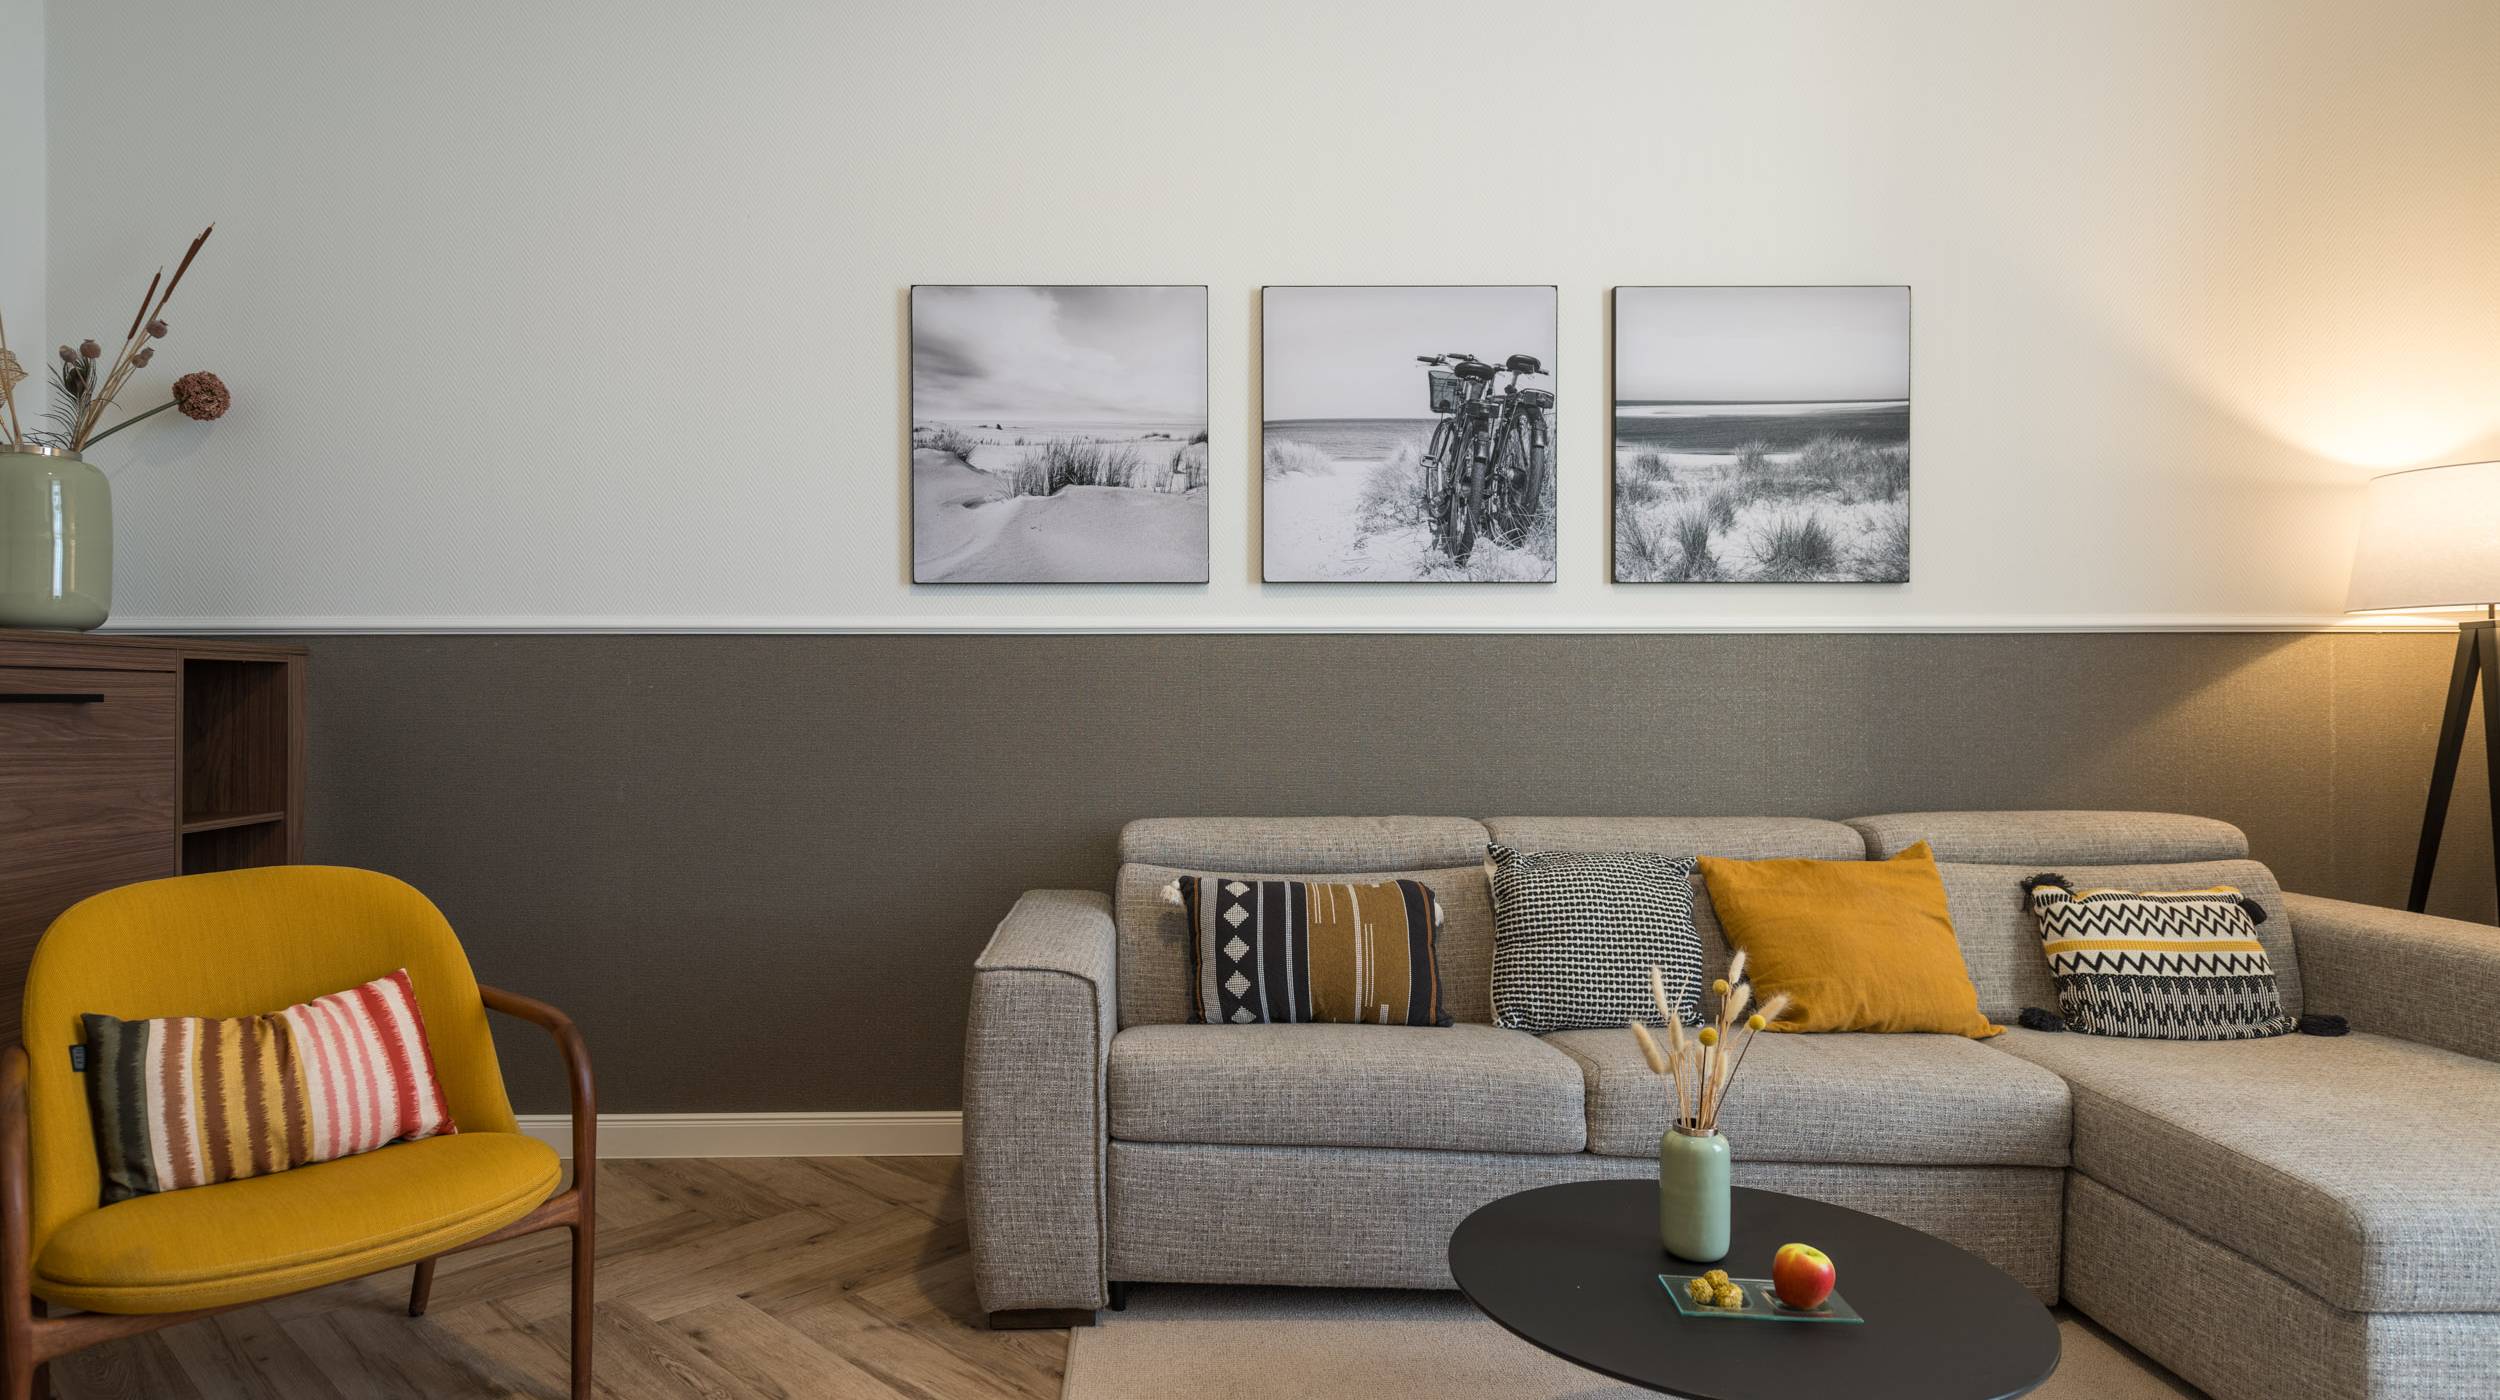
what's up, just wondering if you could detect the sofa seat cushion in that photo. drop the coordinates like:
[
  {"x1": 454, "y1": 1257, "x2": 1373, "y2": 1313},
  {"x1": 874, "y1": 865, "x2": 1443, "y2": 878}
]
[
  {"x1": 1547, "y1": 1028, "x2": 2070, "y2": 1165},
  {"x1": 34, "y1": 1131, "x2": 562, "y2": 1315},
  {"x1": 1994, "y1": 1027, "x2": 2500, "y2": 1312},
  {"x1": 1108, "y1": 1023, "x2": 1586, "y2": 1154}
]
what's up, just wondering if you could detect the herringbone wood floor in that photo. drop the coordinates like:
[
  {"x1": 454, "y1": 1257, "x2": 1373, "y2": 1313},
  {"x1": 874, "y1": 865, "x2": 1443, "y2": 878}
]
[{"x1": 48, "y1": 1156, "x2": 1065, "y2": 1400}]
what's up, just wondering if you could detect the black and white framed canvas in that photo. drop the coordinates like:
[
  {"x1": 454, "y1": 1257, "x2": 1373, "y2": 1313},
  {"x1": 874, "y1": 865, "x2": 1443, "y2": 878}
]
[
  {"x1": 1262, "y1": 285, "x2": 1558, "y2": 582},
  {"x1": 1612, "y1": 286, "x2": 1910, "y2": 583},
  {"x1": 910, "y1": 285, "x2": 1208, "y2": 583}
]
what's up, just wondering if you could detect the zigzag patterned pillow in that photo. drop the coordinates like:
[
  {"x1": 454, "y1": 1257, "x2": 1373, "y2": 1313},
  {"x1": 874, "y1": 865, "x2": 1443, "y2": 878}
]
[
  {"x1": 1488, "y1": 845, "x2": 1703, "y2": 1035},
  {"x1": 2022, "y1": 875, "x2": 2295, "y2": 1041}
]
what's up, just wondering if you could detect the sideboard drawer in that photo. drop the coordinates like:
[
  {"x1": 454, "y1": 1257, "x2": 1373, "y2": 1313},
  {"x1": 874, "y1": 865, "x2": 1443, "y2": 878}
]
[{"x1": 0, "y1": 665, "x2": 180, "y2": 1035}]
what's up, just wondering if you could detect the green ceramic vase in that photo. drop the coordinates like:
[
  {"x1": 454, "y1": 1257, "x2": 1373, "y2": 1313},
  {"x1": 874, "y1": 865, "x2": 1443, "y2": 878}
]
[
  {"x1": 0, "y1": 446, "x2": 113, "y2": 631},
  {"x1": 1660, "y1": 1125, "x2": 1731, "y2": 1262}
]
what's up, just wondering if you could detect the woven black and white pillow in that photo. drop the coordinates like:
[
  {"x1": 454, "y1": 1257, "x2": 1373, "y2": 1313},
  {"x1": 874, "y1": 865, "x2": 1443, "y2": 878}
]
[{"x1": 1487, "y1": 845, "x2": 1704, "y2": 1034}]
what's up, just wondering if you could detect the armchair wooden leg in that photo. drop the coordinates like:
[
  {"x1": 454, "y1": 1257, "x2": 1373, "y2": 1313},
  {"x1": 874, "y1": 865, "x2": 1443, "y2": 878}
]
[
  {"x1": 407, "y1": 1257, "x2": 437, "y2": 1318},
  {"x1": 568, "y1": 1219, "x2": 595, "y2": 1399}
]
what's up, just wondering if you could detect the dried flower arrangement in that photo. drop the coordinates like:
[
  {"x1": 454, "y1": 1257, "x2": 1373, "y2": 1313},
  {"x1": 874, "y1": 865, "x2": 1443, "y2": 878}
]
[
  {"x1": 0, "y1": 226, "x2": 230, "y2": 454},
  {"x1": 1629, "y1": 951, "x2": 1792, "y2": 1135}
]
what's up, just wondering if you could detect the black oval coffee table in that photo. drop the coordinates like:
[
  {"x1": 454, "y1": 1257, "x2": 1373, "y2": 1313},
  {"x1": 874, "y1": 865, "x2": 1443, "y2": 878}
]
[{"x1": 1450, "y1": 1181, "x2": 2059, "y2": 1400}]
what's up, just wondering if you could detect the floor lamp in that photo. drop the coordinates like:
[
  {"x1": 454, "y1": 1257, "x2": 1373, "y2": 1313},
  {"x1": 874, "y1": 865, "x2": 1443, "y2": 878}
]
[{"x1": 2347, "y1": 460, "x2": 2500, "y2": 913}]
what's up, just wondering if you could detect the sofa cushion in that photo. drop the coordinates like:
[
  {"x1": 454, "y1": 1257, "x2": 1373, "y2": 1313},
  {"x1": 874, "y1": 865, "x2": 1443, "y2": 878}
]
[
  {"x1": 1994, "y1": 1026, "x2": 2500, "y2": 1312},
  {"x1": 1121, "y1": 817, "x2": 1489, "y2": 873},
  {"x1": 1939, "y1": 860, "x2": 2299, "y2": 1023},
  {"x1": 1483, "y1": 818, "x2": 1865, "y2": 986},
  {"x1": 1108, "y1": 1023, "x2": 1586, "y2": 1154},
  {"x1": 1546, "y1": 1027, "x2": 2069, "y2": 1166},
  {"x1": 1847, "y1": 810, "x2": 2248, "y2": 864}
]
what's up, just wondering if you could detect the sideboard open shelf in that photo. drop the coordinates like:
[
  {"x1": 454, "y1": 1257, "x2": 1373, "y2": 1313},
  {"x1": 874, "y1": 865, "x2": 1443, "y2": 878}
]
[{"x1": 0, "y1": 632, "x2": 306, "y2": 1046}]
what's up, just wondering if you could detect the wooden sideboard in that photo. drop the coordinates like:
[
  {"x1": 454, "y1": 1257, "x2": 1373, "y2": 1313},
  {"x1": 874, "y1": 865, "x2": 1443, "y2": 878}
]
[{"x1": 0, "y1": 631, "x2": 306, "y2": 1047}]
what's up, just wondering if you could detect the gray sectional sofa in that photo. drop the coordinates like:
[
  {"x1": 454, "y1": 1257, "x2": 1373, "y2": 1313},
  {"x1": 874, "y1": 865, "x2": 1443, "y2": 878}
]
[{"x1": 963, "y1": 812, "x2": 2500, "y2": 1400}]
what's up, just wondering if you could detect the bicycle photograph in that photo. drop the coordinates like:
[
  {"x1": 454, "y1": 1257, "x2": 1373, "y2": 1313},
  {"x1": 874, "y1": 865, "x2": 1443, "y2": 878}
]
[{"x1": 1261, "y1": 286, "x2": 1558, "y2": 582}]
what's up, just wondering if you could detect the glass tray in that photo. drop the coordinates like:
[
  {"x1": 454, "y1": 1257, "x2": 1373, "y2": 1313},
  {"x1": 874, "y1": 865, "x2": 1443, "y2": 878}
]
[{"x1": 1659, "y1": 1275, "x2": 1864, "y2": 1324}]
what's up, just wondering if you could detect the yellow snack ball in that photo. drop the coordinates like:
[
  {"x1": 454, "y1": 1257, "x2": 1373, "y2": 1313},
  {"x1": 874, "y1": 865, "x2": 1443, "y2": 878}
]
[
  {"x1": 1702, "y1": 1269, "x2": 1730, "y2": 1287},
  {"x1": 1713, "y1": 1283, "x2": 1745, "y2": 1309},
  {"x1": 1686, "y1": 1277, "x2": 1716, "y2": 1305}
]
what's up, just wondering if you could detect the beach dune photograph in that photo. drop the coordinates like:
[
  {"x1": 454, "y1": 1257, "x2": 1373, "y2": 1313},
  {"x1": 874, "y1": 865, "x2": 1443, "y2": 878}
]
[
  {"x1": 1613, "y1": 285, "x2": 1911, "y2": 584},
  {"x1": 1262, "y1": 285, "x2": 1559, "y2": 583},
  {"x1": 911, "y1": 285, "x2": 1208, "y2": 583}
]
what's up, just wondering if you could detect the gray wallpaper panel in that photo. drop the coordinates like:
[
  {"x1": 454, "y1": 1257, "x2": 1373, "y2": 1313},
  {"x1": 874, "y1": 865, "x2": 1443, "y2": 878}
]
[{"x1": 292, "y1": 632, "x2": 2493, "y2": 1113}]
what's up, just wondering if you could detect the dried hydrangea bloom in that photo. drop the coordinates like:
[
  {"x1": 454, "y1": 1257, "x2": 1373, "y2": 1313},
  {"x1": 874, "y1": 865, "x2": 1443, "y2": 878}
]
[{"x1": 172, "y1": 371, "x2": 230, "y2": 422}]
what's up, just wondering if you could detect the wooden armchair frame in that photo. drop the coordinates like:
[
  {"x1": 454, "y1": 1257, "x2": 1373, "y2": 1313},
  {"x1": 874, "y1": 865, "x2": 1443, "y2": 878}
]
[{"x1": 0, "y1": 986, "x2": 596, "y2": 1400}]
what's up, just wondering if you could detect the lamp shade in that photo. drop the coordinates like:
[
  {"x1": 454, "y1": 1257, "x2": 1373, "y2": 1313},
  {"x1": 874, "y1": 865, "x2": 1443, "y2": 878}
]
[{"x1": 2347, "y1": 460, "x2": 2500, "y2": 614}]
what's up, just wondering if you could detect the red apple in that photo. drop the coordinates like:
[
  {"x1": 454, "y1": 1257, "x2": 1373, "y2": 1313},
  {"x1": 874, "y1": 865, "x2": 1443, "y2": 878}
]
[{"x1": 1771, "y1": 1242, "x2": 1836, "y2": 1310}]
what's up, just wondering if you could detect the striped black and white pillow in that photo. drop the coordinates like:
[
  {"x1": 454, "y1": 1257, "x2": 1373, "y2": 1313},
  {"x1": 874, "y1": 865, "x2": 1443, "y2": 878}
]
[{"x1": 1488, "y1": 845, "x2": 1704, "y2": 1035}]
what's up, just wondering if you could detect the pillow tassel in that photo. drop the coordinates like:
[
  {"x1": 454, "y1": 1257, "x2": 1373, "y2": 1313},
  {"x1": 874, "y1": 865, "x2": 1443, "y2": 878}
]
[
  {"x1": 2238, "y1": 897, "x2": 2268, "y2": 925},
  {"x1": 2298, "y1": 1013, "x2": 2348, "y2": 1037},
  {"x1": 2019, "y1": 873, "x2": 2072, "y2": 902},
  {"x1": 1160, "y1": 879, "x2": 1183, "y2": 907},
  {"x1": 2017, "y1": 1006, "x2": 2067, "y2": 1033}
]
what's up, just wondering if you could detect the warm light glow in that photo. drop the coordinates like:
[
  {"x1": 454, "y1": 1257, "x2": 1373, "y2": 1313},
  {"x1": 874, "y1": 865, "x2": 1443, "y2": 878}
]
[{"x1": 2347, "y1": 461, "x2": 2500, "y2": 614}]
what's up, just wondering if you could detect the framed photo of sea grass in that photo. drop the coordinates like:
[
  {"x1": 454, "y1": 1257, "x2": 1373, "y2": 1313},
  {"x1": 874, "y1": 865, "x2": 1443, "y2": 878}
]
[
  {"x1": 910, "y1": 285, "x2": 1209, "y2": 583},
  {"x1": 1261, "y1": 285, "x2": 1558, "y2": 582},
  {"x1": 1611, "y1": 286, "x2": 1910, "y2": 583}
]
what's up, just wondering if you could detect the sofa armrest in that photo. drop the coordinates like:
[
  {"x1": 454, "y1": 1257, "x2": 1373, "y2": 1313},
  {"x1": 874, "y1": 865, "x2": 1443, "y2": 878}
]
[
  {"x1": 963, "y1": 890, "x2": 1118, "y2": 1317},
  {"x1": 2286, "y1": 892, "x2": 2500, "y2": 1063}
]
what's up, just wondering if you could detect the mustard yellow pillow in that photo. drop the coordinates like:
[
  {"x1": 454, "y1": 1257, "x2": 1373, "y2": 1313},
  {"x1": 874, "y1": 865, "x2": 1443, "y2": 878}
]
[{"x1": 1697, "y1": 841, "x2": 2000, "y2": 1038}]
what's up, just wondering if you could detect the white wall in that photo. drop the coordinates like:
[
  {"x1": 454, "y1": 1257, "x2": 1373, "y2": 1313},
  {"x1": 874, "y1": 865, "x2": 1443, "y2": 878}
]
[
  {"x1": 1, "y1": 0, "x2": 38, "y2": 399},
  {"x1": 43, "y1": 0, "x2": 2500, "y2": 631}
]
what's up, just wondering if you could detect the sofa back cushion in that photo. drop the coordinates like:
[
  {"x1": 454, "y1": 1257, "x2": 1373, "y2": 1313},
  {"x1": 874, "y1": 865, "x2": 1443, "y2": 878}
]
[
  {"x1": 1483, "y1": 817, "x2": 1865, "y2": 985},
  {"x1": 1845, "y1": 811, "x2": 2298, "y2": 1020},
  {"x1": 1114, "y1": 818, "x2": 1491, "y2": 1028}
]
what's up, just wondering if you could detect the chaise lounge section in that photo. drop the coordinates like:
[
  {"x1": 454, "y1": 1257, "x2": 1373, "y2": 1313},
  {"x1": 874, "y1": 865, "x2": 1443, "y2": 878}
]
[{"x1": 964, "y1": 811, "x2": 2500, "y2": 1400}]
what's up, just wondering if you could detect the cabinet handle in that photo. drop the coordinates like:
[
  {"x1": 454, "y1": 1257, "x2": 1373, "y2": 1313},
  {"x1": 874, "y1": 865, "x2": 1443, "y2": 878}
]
[{"x1": 0, "y1": 693, "x2": 105, "y2": 704}]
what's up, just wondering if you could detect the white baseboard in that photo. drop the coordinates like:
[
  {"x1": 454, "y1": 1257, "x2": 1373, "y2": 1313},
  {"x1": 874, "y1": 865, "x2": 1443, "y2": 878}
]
[{"x1": 516, "y1": 1110, "x2": 962, "y2": 1160}]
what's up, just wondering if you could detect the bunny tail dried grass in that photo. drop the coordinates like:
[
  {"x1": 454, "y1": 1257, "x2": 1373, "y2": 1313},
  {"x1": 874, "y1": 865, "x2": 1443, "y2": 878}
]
[
  {"x1": 1725, "y1": 949, "x2": 1748, "y2": 989},
  {"x1": 1630, "y1": 1021, "x2": 1668, "y2": 1076}
]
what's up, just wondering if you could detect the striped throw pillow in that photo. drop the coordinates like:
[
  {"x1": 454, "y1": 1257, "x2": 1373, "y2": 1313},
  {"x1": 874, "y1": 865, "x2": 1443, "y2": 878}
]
[
  {"x1": 1172, "y1": 876, "x2": 1453, "y2": 1026},
  {"x1": 2022, "y1": 875, "x2": 2295, "y2": 1041},
  {"x1": 81, "y1": 969, "x2": 457, "y2": 1204}
]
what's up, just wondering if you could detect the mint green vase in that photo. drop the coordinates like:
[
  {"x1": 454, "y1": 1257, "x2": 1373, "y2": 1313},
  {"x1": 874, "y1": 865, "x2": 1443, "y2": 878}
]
[
  {"x1": 1660, "y1": 1126, "x2": 1731, "y2": 1262},
  {"x1": 0, "y1": 446, "x2": 113, "y2": 631}
]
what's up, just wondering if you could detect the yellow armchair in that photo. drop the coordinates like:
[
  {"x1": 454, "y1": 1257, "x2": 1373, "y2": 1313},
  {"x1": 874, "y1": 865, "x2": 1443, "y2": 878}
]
[{"x1": 0, "y1": 866, "x2": 596, "y2": 1399}]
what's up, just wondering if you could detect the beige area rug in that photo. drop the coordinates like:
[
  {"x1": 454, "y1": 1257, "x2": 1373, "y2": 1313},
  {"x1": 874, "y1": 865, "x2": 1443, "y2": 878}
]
[{"x1": 1065, "y1": 1285, "x2": 2203, "y2": 1400}]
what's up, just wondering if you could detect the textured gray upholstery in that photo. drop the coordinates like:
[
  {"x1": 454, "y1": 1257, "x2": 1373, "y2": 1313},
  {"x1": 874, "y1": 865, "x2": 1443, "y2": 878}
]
[
  {"x1": 1482, "y1": 816, "x2": 1864, "y2": 861},
  {"x1": 1996, "y1": 1027, "x2": 2500, "y2": 1312},
  {"x1": 1108, "y1": 1142, "x2": 2065, "y2": 1302},
  {"x1": 2290, "y1": 891, "x2": 2500, "y2": 1064},
  {"x1": 1109, "y1": 1023, "x2": 1585, "y2": 1154},
  {"x1": 1937, "y1": 858, "x2": 2298, "y2": 1021},
  {"x1": 1848, "y1": 810, "x2": 2249, "y2": 864},
  {"x1": 2068, "y1": 1176, "x2": 2500, "y2": 1400},
  {"x1": 1547, "y1": 1027, "x2": 2069, "y2": 1166},
  {"x1": 963, "y1": 890, "x2": 1118, "y2": 1314},
  {"x1": 1114, "y1": 862, "x2": 1496, "y2": 1029},
  {"x1": 1119, "y1": 816, "x2": 1489, "y2": 872},
  {"x1": 1482, "y1": 817, "x2": 1861, "y2": 984}
]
